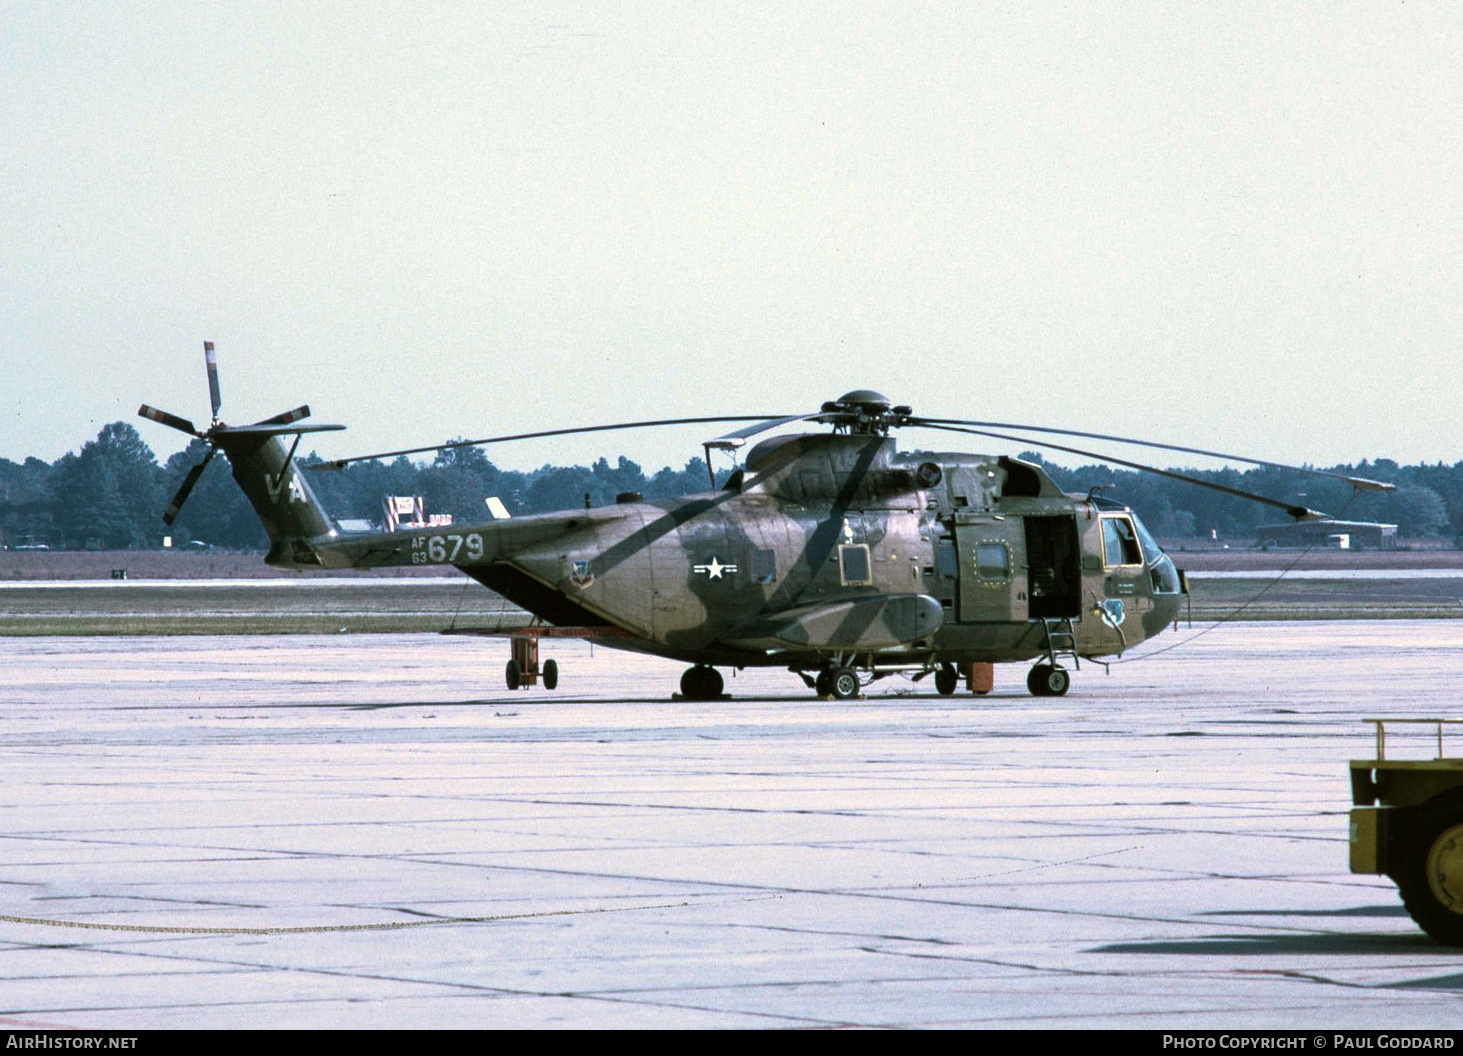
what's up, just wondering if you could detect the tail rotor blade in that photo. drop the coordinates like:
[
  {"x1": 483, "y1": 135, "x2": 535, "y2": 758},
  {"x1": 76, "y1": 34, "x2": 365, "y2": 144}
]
[
  {"x1": 204, "y1": 340, "x2": 222, "y2": 420},
  {"x1": 162, "y1": 448, "x2": 216, "y2": 525},
  {"x1": 138, "y1": 404, "x2": 200, "y2": 437},
  {"x1": 252, "y1": 405, "x2": 312, "y2": 427}
]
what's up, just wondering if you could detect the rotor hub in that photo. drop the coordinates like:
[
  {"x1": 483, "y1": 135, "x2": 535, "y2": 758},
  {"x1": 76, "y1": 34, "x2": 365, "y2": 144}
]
[{"x1": 820, "y1": 390, "x2": 912, "y2": 435}]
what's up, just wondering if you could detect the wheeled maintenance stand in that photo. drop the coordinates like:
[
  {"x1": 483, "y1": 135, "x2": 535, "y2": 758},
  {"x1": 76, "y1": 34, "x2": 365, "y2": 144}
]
[
  {"x1": 503, "y1": 633, "x2": 558, "y2": 691},
  {"x1": 1350, "y1": 717, "x2": 1463, "y2": 944}
]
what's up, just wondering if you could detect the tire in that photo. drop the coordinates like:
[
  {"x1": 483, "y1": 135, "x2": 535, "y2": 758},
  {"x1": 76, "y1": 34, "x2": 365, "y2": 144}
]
[
  {"x1": 1027, "y1": 664, "x2": 1070, "y2": 697},
  {"x1": 679, "y1": 666, "x2": 723, "y2": 701},
  {"x1": 1027, "y1": 664, "x2": 1052, "y2": 696},
  {"x1": 814, "y1": 670, "x2": 832, "y2": 697},
  {"x1": 505, "y1": 658, "x2": 522, "y2": 691},
  {"x1": 934, "y1": 665, "x2": 958, "y2": 696},
  {"x1": 1395, "y1": 797, "x2": 1463, "y2": 945},
  {"x1": 829, "y1": 667, "x2": 860, "y2": 701},
  {"x1": 542, "y1": 658, "x2": 558, "y2": 691}
]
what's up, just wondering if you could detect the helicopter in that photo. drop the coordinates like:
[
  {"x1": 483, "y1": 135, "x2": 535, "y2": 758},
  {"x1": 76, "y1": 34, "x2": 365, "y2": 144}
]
[{"x1": 140, "y1": 343, "x2": 1394, "y2": 701}]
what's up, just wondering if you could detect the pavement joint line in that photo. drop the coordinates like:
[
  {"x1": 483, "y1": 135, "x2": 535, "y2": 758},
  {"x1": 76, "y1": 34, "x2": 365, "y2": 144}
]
[
  {"x1": 946, "y1": 844, "x2": 1143, "y2": 879},
  {"x1": 0, "y1": 897, "x2": 740, "y2": 935}
]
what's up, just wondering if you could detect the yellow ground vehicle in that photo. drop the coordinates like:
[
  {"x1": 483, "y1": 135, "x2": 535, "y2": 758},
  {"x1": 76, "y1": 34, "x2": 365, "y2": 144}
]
[{"x1": 1350, "y1": 718, "x2": 1463, "y2": 944}]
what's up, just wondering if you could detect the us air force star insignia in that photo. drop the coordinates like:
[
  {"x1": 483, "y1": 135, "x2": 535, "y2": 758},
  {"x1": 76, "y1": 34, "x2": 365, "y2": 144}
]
[{"x1": 693, "y1": 556, "x2": 738, "y2": 579}]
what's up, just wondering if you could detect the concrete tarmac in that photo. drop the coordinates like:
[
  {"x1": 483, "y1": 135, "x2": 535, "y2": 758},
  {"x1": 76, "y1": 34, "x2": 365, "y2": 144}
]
[{"x1": 2, "y1": 622, "x2": 1463, "y2": 1029}]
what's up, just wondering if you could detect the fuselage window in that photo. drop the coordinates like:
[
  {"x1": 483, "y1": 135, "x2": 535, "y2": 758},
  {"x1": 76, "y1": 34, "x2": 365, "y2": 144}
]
[
  {"x1": 1101, "y1": 516, "x2": 1144, "y2": 568},
  {"x1": 975, "y1": 542, "x2": 1009, "y2": 581},
  {"x1": 839, "y1": 544, "x2": 873, "y2": 586},
  {"x1": 936, "y1": 539, "x2": 958, "y2": 580},
  {"x1": 750, "y1": 548, "x2": 777, "y2": 583}
]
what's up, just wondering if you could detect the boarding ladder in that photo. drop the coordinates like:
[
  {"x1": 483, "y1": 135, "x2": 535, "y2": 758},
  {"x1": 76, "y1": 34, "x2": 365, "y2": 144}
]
[{"x1": 1040, "y1": 616, "x2": 1080, "y2": 671}]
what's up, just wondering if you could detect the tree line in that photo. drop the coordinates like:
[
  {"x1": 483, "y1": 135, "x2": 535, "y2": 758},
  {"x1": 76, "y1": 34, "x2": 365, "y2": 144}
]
[
  {"x1": 0, "y1": 423, "x2": 720, "y2": 550},
  {"x1": 1, "y1": 421, "x2": 1457, "y2": 550}
]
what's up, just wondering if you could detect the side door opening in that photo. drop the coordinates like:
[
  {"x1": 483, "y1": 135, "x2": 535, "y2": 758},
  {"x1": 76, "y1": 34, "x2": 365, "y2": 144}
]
[{"x1": 1025, "y1": 515, "x2": 1081, "y2": 619}]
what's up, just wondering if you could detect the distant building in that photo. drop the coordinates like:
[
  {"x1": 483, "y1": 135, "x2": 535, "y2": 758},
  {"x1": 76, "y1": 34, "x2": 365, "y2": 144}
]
[
  {"x1": 382, "y1": 495, "x2": 452, "y2": 533},
  {"x1": 1255, "y1": 519, "x2": 1397, "y2": 550}
]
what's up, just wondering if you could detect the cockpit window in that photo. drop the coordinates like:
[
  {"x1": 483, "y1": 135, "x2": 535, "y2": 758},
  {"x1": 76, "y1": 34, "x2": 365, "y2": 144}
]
[{"x1": 1101, "y1": 516, "x2": 1144, "y2": 568}]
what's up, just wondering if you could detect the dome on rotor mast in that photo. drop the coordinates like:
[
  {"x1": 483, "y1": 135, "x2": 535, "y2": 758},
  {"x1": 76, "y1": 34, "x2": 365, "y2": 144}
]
[{"x1": 831, "y1": 389, "x2": 893, "y2": 414}]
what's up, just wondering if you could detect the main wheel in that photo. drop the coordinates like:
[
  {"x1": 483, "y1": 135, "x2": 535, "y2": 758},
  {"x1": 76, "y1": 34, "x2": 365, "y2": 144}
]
[
  {"x1": 814, "y1": 670, "x2": 833, "y2": 697},
  {"x1": 828, "y1": 667, "x2": 861, "y2": 701},
  {"x1": 1027, "y1": 664, "x2": 1070, "y2": 697},
  {"x1": 1395, "y1": 797, "x2": 1463, "y2": 945},
  {"x1": 542, "y1": 658, "x2": 559, "y2": 691},
  {"x1": 679, "y1": 666, "x2": 724, "y2": 701},
  {"x1": 1044, "y1": 666, "x2": 1070, "y2": 696},
  {"x1": 505, "y1": 658, "x2": 522, "y2": 691},
  {"x1": 934, "y1": 664, "x2": 958, "y2": 696}
]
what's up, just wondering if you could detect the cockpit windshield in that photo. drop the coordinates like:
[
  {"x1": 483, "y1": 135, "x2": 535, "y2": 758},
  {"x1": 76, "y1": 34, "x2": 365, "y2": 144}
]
[
  {"x1": 1130, "y1": 511, "x2": 1183, "y2": 594},
  {"x1": 1131, "y1": 514, "x2": 1163, "y2": 565}
]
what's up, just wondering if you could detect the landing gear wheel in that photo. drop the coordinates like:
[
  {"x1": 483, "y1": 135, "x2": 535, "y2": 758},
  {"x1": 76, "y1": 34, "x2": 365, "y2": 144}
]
[
  {"x1": 828, "y1": 667, "x2": 861, "y2": 701},
  {"x1": 934, "y1": 664, "x2": 959, "y2": 696},
  {"x1": 505, "y1": 658, "x2": 522, "y2": 691},
  {"x1": 679, "y1": 665, "x2": 724, "y2": 701},
  {"x1": 814, "y1": 670, "x2": 833, "y2": 697},
  {"x1": 1027, "y1": 664, "x2": 1070, "y2": 697},
  {"x1": 1396, "y1": 797, "x2": 1463, "y2": 945},
  {"x1": 542, "y1": 658, "x2": 558, "y2": 691},
  {"x1": 1046, "y1": 666, "x2": 1070, "y2": 696}
]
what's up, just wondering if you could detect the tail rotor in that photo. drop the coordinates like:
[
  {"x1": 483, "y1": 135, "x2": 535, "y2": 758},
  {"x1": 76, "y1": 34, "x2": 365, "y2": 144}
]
[{"x1": 138, "y1": 341, "x2": 344, "y2": 526}]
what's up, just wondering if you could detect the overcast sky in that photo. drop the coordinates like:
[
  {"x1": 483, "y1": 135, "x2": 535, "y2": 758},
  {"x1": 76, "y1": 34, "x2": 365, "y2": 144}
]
[{"x1": 2, "y1": 2, "x2": 1459, "y2": 475}]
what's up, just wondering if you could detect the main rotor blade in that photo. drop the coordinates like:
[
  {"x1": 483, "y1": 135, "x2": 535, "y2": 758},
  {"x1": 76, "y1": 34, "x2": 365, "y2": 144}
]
[
  {"x1": 911, "y1": 417, "x2": 1395, "y2": 492},
  {"x1": 918, "y1": 423, "x2": 1331, "y2": 521},
  {"x1": 703, "y1": 413, "x2": 822, "y2": 451},
  {"x1": 204, "y1": 340, "x2": 222, "y2": 420},
  {"x1": 138, "y1": 405, "x2": 200, "y2": 437},
  {"x1": 162, "y1": 448, "x2": 216, "y2": 525},
  {"x1": 308, "y1": 416, "x2": 783, "y2": 471}
]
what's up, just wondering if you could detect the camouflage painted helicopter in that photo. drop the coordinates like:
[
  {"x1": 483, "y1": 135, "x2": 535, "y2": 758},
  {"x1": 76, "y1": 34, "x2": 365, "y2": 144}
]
[{"x1": 140, "y1": 343, "x2": 1392, "y2": 700}]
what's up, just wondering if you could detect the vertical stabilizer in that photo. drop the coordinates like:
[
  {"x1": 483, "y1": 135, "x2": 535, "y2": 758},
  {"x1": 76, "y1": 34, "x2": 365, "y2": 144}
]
[{"x1": 212, "y1": 430, "x2": 337, "y2": 566}]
